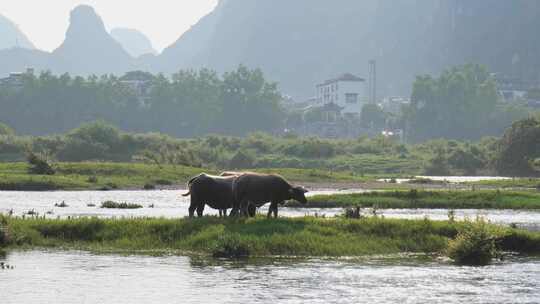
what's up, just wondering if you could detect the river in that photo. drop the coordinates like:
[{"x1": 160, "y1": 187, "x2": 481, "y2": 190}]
[
  {"x1": 1, "y1": 190, "x2": 539, "y2": 230},
  {"x1": 0, "y1": 250, "x2": 538, "y2": 304}
]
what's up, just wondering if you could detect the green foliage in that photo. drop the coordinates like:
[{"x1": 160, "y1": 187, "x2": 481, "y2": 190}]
[
  {"x1": 423, "y1": 143, "x2": 450, "y2": 176},
  {"x1": 26, "y1": 152, "x2": 55, "y2": 175},
  {"x1": 1, "y1": 119, "x2": 533, "y2": 178},
  {"x1": 212, "y1": 233, "x2": 251, "y2": 258},
  {"x1": 0, "y1": 122, "x2": 14, "y2": 136},
  {"x1": 447, "y1": 219, "x2": 501, "y2": 265},
  {"x1": 495, "y1": 116, "x2": 540, "y2": 176},
  {"x1": 229, "y1": 150, "x2": 255, "y2": 169},
  {"x1": 0, "y1": 215, "x2": 9, "y2": 247},
  {"x1": 304, "y1": 190, "x2": 540, "y2": 210},
  {"x1": 0, "y1": 67, "x2": 283, "y2": 137},
  {"x1": 405, "y1": 64, "x2": 529, "y2": 142},
  {"x1": 6, "y1": 217, "x2": 540, "y2": 257}
]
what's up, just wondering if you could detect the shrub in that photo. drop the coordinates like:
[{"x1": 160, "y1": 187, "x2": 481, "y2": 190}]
[
  {"x1": 447, "y1": 219, "x2": 501, "y2": 266},
  {"x1": 0, "y1": 215, "x2": 10, "y2": 247},
  {"x1": 144, "y1": 183, "x2": 156, "y2": 190},
  {"x1": 229, "y1": 150, "x2": 255, "y2": 169},
  {"x1": 100, "y1": 201, "x2": 143, "y2": 209},
  {"x1": 343, "y1": 207, "x2": 362, "y2": 219},
  {"x1": 26, "y1": 152, "x2": 55, "y2": 175},
  {"x1": 0, "y1": 122, "x2": 15, "y2": 136},
  {"x1": 87, "y1": 176, "x2": 98, "y2": 183},
  {"x1": 212, "y1": 233, "x2": 251, "y2": 258},
  {"x1": 154, "y1": 179, "x2": 173, "y2": 186}
]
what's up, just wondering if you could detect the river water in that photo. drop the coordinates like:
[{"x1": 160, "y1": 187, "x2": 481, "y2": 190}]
[
  {"x1": 1, "y1": 250, "x2": 539, "y2": 304},
  {"x1": 2, "y1": 189, "x2": 540, "y2": 303},
  {"x1": 1, "y1": 190, "x2": 539, "y2": 230}
]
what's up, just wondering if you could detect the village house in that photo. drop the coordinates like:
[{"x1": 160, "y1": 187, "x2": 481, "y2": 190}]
[
  {"x1": 0, "y1": 68, "x2": 34, "y2": 91},
  {"x1": 315, "y1": 73, "x2": 366, "y2": 118},
  {"x1": 119, "y1": 71, "x2": 154, "y2": 107}
]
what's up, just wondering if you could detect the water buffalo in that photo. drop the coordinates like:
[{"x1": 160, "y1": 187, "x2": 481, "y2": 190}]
[
  {"x1": 182, "y1": 173, "x2": 256, "y2": 217},
  {"x1": 182, "y1": 173, "x2": 236, "y2": 217},
  {"x1": 231, "y1": 173, "x2": 308, "y2": 218}
]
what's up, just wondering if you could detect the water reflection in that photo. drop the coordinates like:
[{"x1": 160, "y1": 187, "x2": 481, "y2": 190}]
[{"x1": 0, "y1": 250, "x2": 538, "y2": 304}]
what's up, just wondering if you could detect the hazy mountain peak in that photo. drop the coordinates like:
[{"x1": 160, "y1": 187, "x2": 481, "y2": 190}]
[
  {"x1": 0, "y1": 14, "x2": 35, "y2": 50},
  {"x1": 65, "y1": 5, "x2": 107, "y2": 39},
  {"x1": 51, "y1": 5, "x2": 133, "y2": 75},
  {"x1": 111, "y1": 28, "x2": 157, "y2": 58}
]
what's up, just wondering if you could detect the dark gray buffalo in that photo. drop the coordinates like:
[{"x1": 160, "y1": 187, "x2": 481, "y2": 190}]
[
  {"x1": 182, "y1": 173, "x2": 255, "y2": 217},
  {"x1": 232, "y1": 173, "x2": 308, "y2": 218},
  {"x1": 182, "y1": 173, "x2": 236, "y2": 217}
]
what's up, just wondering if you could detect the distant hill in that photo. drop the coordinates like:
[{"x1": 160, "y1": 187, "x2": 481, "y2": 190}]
[
  {"x1": 111, "y1": 27, "x2": 157, "y2": 58},
  {"x1": 0, "y1": 5, "x2": 134, "y2": 77},
  {"x1": 0, "y1": 14, "x2": 35, "y2": 50},
  {"x1": 51, "y1": 5, "x2": 134, "y2": 75},
  {"x1": 1, "y1": 1, "x2": 539, "y2": 99},
  {"x1": 157, "y1": 0, "x2": 540, "y2": 99}
]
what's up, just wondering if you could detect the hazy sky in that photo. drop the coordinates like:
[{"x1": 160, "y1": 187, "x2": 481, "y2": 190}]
[{"x1": 1, "y1": 0, "x2": 218, "y2": 52}]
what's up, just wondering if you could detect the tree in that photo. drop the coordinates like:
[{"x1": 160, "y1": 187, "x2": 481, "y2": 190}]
[
  {"x1": 0, "y1": 122, "x2": 14, "y2": 136},
  {"x1": 404, "y1": 64, "x2": 500, "y2": 142},
  {"x1": 494, "y1": 116, "x2": 540, "y2": 176},
  {"x1": 0, "y1": 67, "x2": 285, "y2": 137}
]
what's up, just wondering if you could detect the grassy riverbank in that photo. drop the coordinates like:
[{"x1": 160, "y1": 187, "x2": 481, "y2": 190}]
[
  {"x1": 2, "y1": 217, "x2": 540, "y2": 258},
  {"x1": 299, "y1": 190, "x2": 540, "y2": 210},
  {"x1": 0, "y1": 162, "x2": 380, "y2": 191},
  {"x1": 465, "y1": 178, "x2": 540, "y2": 189}
]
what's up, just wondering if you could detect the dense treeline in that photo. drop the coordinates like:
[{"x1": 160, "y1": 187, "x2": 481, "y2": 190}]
[
  {"x1": 404, "y1": 64, "x2": 532, "y2": 142},
  {"x1": 1, "y1": 64, "x2": 535, "y2": 143},
  {"x1": 1, "y1": 117, "x2": 538, "y2": 176},
  {"x1": 0, "y1": 66, "x2": 283, "y2": 137}
]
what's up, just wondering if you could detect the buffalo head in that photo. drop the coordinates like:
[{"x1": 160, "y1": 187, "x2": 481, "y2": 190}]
[{"x1": 289, "y1": 186, "x2": 308, "y2": 204}]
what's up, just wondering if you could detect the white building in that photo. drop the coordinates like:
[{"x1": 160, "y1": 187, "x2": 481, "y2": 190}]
[
  {"x1": 381, "y1": 96, "x2": 411, "y2": 115},
  {"x1": 0, "y1": 68, "x2": 34, "y2": 90},
  {"x1": 316, "y1": 73, "x2": 366, "y2": 117},
  {"x1": 119, "y1": 71, "x2": 154, "y2": 107}
]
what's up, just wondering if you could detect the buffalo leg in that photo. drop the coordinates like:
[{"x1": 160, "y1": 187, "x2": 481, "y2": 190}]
[
  {"x1": 188, "y1": 194, "x2": 198, "y2": 218},
  {"x1": 196, "y1": 205, "x2": 205, "y2": 217},
  {"x1": 267, "y1": 201, "x2": 278, "y2": 219},
  {"x1": 247, "y1": 203, "x2": 256, "y2": 217},
  {"x1": 240, "y1": 199, "x2": 250, "y2": 217},
  {"x1": 189, "y1": 206, "x2": 196, "y2": 218}
]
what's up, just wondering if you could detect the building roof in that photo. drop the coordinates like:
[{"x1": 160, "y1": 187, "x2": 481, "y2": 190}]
[
  {"x1": 318, "y1": 73, "x2": 365, "y2": 87},
  {"x1": 320, "y1": 102, "x2": 344, "y2": 111},
  {"x1": 120, "y1": 70, "x2": 154, "y2": 82}
]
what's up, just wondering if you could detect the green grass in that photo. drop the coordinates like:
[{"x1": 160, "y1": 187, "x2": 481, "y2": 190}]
[
  {"x1": 299, "y1": 190, "x2": 540, "y2": 210},
  {"x1": 466, "y1": 178, "x2": 540, "y2": 189},
  {"x1": 3, "y1": 217, "x2": 539, "y2": 258},
  {"x1": 0, "y1": 162, "x2": 206, "y2": 190},
  {"x1": 0, "y1": 162, "x2": 387, "y2": 191}
]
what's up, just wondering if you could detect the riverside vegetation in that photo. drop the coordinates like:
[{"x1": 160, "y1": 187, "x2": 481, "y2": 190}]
[
  {"x1": 300, "y1": 190, "x2": 540, "y2": 210},
  {"x1": 1, "y1": 215, "x2": 539, "y2": 265},
  {"x1": 0, "y1": 116, "x2": 539, "y2": 191}
]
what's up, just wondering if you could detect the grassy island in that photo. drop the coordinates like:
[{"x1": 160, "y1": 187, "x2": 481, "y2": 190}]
[{"x1": 2, "y1": 216, "x2": 539, "y2": 260}]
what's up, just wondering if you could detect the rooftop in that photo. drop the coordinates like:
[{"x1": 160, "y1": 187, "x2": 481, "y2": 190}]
[{"x1": 318, "y1": 73, "x2": 365, "y2": 87}]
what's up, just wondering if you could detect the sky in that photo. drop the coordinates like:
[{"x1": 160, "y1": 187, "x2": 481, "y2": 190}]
[{"x1": 1, "y1": 0, "x2": 218, "y2": 52}]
